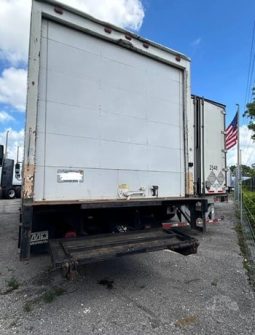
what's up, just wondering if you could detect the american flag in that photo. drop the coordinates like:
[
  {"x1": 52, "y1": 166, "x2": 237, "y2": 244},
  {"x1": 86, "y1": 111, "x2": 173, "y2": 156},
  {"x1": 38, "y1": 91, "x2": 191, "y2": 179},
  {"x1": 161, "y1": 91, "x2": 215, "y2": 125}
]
[{"x1": 226, "y1": 112, "x2": 238, "y2": 150}]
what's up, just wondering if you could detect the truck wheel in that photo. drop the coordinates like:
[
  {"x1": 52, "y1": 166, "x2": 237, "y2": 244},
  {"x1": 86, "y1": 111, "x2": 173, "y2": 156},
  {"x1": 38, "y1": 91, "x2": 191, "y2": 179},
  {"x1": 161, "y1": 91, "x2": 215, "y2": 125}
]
[
  {"x1": 15, "y1": 187, "x2": 21, "y2": 198},
  {"x1": 7, "y1": 189, "x2": 16, "y2": 199}
]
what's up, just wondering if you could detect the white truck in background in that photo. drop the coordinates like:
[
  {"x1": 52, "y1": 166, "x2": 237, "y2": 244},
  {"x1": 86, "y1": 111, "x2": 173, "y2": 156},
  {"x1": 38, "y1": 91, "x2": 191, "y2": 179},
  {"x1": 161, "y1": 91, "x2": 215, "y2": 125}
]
[
  {"x1": 191, "y1": 95, "x2": 227, "y2": 220},
  {"x1": 0, "y1": 144, "x2": 22, "y2": 199},
  {"x1": 226, "y1": 169, "x2": 234, "y2": 192}
]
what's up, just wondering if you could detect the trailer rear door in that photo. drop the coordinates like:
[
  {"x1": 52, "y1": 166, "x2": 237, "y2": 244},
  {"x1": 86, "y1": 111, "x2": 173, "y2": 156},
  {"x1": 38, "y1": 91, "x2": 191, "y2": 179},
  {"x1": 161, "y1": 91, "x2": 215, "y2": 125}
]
[
  {"x1": 34, "y1": 18, "x2": 186, "y2": 201},
  {"x1": 193, "y1": 96, "x2": 226, "y2": 195}
]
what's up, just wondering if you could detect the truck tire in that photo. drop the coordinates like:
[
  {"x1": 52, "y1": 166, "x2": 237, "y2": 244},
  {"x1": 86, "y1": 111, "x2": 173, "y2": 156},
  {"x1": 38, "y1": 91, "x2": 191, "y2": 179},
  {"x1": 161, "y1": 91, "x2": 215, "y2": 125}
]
[
  {"x1": 15, "y1": 186, "x2": 21, "y2": 199},
  {"x1": 7, "y1": 188, "x2": 16, "y2": 199}
]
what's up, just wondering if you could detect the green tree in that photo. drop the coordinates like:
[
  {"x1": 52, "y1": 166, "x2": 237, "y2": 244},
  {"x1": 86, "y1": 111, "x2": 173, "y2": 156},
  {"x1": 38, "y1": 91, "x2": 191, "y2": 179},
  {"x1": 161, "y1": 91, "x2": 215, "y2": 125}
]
[
  {"x1": 243, "y1": 87, "x2": 255, "y2": 139},
  {"x1": 229, "y1": 164, "x2": 255, "y2": 177}
]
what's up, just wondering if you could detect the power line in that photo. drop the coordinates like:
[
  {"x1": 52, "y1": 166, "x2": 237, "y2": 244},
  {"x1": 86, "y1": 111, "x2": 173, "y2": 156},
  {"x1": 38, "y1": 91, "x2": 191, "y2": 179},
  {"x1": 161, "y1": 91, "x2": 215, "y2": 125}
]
[
  {"x1": 243, "y1": 21, "x2": 255, "y2": 165},
  {"x1": 245, "y1": 21, "x2": 255, "y2": 106}
]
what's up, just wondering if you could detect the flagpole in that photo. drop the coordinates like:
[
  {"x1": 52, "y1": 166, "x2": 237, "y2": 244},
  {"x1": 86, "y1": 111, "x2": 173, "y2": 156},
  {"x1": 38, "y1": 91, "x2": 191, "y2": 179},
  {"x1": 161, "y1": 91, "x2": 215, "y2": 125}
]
[
  {"x1": 240, "y1": 150, "x2": 243, "y2": 226},
  {"x1": 236, "y1": 103, "x2": 240, "y2": 203}
]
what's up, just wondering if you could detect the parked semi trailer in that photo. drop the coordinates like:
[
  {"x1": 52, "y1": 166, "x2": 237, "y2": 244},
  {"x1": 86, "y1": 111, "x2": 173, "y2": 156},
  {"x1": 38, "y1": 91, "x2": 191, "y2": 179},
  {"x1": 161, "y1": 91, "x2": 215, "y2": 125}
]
[
  {"x1": 20, "y1": 0, "x2": 208, "y2": 274},
  {"x1": 191, "y1": 95, "x2": 227, "y2": 220},
  {"x1": 0, "y1": 145, "x2": 22, "y2": 199}
]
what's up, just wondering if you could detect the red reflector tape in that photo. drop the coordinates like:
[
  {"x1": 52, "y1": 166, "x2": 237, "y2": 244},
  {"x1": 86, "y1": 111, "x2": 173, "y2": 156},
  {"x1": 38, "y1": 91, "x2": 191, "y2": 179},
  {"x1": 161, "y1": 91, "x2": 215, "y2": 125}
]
[
  {"x1": 175, "y1": 55, "x2": 181, "y2": 62},
  {"x1": 125, "y1": 34, "x2": 132, "y2": 41},
  {"x1": 104, "y1": 27, "x2": 112, "y2": 34},
  {"x1": 162, "y1": 222, "x2": 189, "y2": 229},
  {"x1": 143, "y1": 42, "x2": 149, "y2": 49},
  {"x1": 54, "y1": 6, "x2": 63, "y2": 14},
  {"x1": 65, "y1": 231, "x2": 77, "y2": 238},
  {"x1": 206, "y1": 218, "x2": 222, "y2": 224}
]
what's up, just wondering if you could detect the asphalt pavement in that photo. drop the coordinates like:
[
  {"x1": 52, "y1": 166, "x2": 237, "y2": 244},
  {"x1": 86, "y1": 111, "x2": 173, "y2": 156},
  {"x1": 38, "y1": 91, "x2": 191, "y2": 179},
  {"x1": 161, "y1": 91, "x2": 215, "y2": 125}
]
[{"x1": 0, "y1": 200, "x2": 254, "y2": 335}]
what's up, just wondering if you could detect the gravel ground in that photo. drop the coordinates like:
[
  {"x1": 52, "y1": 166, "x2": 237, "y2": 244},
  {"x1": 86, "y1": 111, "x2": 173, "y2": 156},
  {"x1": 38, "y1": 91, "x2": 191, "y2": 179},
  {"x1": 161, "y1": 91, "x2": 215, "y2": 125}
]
[{"x1": 0, "y1": 199, "x2": 255, "y2": 335}]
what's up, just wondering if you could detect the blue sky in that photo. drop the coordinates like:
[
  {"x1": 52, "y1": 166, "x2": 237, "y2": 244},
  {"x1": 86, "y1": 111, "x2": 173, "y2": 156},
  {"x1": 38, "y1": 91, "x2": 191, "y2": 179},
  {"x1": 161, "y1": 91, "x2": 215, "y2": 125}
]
[
  {"x1": 139, "y1": 0, "x2": 255, "y2": 125},
  {"x1": 0, "y1": 0, "x2": 255, "y2": 164}
]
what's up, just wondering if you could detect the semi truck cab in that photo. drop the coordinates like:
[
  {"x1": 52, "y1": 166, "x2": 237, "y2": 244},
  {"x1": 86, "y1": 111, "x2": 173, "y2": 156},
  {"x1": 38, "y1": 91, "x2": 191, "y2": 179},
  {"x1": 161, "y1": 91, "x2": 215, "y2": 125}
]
[{"x1": 0, "y1": 144, "x2": 22, "y2": 199}]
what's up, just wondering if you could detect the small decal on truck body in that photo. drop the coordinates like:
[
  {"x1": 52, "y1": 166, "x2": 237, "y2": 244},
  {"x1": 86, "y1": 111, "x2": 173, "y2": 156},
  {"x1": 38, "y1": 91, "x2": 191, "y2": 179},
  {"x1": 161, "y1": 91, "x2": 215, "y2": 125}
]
[
  {"x1": 30, "y1": 231, "x2": 49, "y2": 245},
  {"x1": 57, "y1": 169, "x2": 84, "y2": 183}
]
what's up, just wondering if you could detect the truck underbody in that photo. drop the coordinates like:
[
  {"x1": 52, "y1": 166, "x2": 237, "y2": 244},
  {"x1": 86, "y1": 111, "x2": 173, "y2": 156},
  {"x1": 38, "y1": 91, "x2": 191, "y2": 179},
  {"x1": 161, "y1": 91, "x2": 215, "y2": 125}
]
[{"x1": 20, "y1": 197, "x2": 207, "y2": 275}]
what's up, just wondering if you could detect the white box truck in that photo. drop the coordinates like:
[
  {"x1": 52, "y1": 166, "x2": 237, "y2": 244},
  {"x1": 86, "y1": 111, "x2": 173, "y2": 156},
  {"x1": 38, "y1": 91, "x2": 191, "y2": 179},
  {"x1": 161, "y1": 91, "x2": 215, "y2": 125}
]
[{"x1": 20, "y1": 0, "x2": 208, "y2": 275}]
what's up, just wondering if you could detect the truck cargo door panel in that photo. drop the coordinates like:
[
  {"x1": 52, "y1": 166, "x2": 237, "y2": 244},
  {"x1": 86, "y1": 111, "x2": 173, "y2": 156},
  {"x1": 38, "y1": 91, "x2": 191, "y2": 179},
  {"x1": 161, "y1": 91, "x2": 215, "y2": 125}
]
[{"x1": 34, "y1": 19, "x2": 186, "y2": 201}]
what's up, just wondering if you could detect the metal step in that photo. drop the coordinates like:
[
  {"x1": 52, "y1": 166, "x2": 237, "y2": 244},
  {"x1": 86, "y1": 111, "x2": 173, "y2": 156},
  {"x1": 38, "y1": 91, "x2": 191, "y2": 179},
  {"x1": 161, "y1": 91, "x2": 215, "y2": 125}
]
[{"x1": 49, "y1": 228, "x2": 199, "y2": 270}]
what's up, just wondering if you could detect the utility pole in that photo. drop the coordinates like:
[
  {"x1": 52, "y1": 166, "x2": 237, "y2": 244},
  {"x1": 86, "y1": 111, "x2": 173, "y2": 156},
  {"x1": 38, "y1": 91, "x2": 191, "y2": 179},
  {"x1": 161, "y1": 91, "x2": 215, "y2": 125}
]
[
  {"x1": 16, "y1": 146, "x2": 19, "y2": 163},
  {"x1": 5, "y1": 130, "x2": 9, "y2": 159},
  {"x1": 240, "y1": 150, "x2": 243, "y2": 225},
  {"x1": 236, "y1": 104, "x2": 240, "y2": 204}
]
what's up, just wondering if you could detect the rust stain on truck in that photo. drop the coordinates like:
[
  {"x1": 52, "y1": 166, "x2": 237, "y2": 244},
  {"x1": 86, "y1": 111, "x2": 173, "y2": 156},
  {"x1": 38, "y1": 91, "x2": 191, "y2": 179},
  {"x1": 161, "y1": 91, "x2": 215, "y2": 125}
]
[{"x1": 23, "y1": 165, "x2": 35, "y2": 198}]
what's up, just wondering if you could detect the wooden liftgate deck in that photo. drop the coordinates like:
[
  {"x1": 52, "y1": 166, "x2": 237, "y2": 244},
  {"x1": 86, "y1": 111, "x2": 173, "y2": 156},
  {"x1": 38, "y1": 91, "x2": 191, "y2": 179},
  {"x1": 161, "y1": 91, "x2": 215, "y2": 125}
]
[{"x1": 49, "y1": 228, "x2": 199, "y2": 276}]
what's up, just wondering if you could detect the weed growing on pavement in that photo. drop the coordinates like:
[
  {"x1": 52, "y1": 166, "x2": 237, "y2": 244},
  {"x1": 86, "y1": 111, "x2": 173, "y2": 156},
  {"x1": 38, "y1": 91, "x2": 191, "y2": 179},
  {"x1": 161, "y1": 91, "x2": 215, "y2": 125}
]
[
  {"x1": 211, "y1": 279, "x2": 218, "y2": 286},
  {"x1": 22, "y1": 286, "x2": 65, "y2": 313},
  {"x1": 23, "y1": 302, "x2": 33, "y2": 313},
  {"x1": 6, "y1": 277, "x2": 19, "y2": 292},
  {"x1": 8, "y1": 319, "x2": 18, "y2": 328},
  {"x1": 175, "y1": 315, "x2": 198, "y2": 328},
  {"x1": 42, "y1": 286, "x2": 65, "y2": 303}
]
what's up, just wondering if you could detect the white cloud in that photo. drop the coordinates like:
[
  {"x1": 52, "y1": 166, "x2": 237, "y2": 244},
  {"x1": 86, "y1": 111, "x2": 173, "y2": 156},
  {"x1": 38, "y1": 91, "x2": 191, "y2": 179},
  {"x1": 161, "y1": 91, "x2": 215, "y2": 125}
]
[
  {"x1": 0, "y1": 0, "x2": 144, "y2": 64},
  {"x1": 0, "y1": 128, "x2": 24, "y2": 161},
  {"x1": 0, "y1": 68, "x2": 27, "y2": 111},
  {"x1": 0, "y1": 0, "x2": 144, "y2": 164},
  {"x1": 0, "y1": 0, "x2": 144, "y2": 116},
  {"x1": 227, "y1": 125, "x2": 255, "y2": 166},
  {"x1": 191, "y1": 37, "x2": 201, "y2": 47},
  {"x1": 0, "y1": 111, "x2": 15, "y2": 123},
  {"x1": 0, "y1": 0, "x2": 31, "y2": 64},
  {"x1": 63, "y1": 0, "x2": 144, "y2": 30}
]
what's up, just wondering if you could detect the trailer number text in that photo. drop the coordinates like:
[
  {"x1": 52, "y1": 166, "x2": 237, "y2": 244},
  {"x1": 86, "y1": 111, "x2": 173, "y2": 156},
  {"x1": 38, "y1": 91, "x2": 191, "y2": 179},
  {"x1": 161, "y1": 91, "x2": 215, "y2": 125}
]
[{"x1": 209, "y1": 165, "x2": 218, "y2": 171}]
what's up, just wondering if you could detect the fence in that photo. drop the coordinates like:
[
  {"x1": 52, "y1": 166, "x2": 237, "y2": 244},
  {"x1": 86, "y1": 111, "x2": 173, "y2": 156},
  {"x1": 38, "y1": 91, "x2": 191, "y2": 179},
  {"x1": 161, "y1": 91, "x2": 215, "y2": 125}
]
[
  {"x1": 242, "y1": 176, "x2": 255, "y2": 192},
  {"x1": 236, "y1": 181, "x2": 255, "y2": 284}
]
